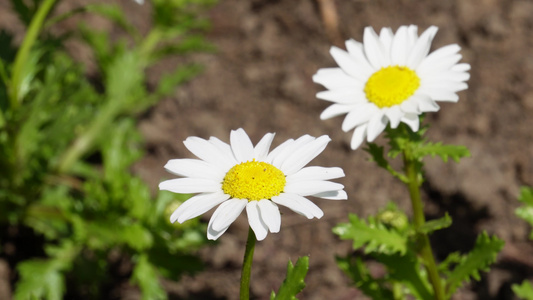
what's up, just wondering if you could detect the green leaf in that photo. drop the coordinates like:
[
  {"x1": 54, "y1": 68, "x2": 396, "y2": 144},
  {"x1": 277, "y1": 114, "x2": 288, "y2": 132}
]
[
  {"x1": 418, "y1": 213, "x2": 452, "y2": 234},
  {"x1": 516, "y1": 187, "x2": 533, "y2": 239},
  {"x1": 336, "y1": 256, "x2": 394, "y2": 300},
  {"x1": 131, "y1": 254, "x2": 167, "y2": 300},
  {"x1": 413, "y1": 142, "x2": 470, "y2": 163},
  {"x1": 513, "y1": 280, "x2": 533, "y2": 300},
  {"x1": 445, "y1": 232, "x2": 504, "y2": 297},
  {"x1": 376, "y1": 253, "x2": 433, "y2": 300},
  {"x1": 270, "y1": 256, "x2": 309, "y2": 300},
  {"x1": 85, "y1": 4, "x2": 136, "y2": 37},
  {"x1": 334, "y1": 214, "x2": 407, "y2": 255},
  {"x1": 14, "y1": 259, "x2": 66, "y2": 300}
]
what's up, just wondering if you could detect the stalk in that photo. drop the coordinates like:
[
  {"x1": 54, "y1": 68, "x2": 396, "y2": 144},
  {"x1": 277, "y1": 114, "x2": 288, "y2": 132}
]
[
  {"x1": 10, "y1": 0, "x2": 56, "y2": 108},
  {"x1": 403, "y1": 151, "x2": 446, "y2": 300},
  {"x1": 240, "y1": 227, "x2": 257, "y2": 300}
]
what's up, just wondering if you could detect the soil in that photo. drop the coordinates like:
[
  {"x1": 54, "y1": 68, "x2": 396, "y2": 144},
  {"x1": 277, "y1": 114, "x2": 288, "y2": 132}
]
[{"x1": 3, "y1": 0, "x2": 533, "y2": 299}]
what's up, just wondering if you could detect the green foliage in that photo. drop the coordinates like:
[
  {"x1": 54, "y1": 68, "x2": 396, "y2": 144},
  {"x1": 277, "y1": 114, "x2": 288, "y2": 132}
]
[
  {"x1": 334, "y1": 213, "x2": 407, "y2": 255},
  {"x1": 412, "y1": 142, "x2": 470, "y2": 163},
  {"x1": 418, "y1": 214, "x2": 452, "y2": 235},
  {"x1": 0, "y1": 0, "x2": 215, "y2": 298},
  {"x1": 516, "y1": 187, "x2": 533, "y2": 239},
  {"x1": 444, "y1": 232, "x2": 504, "y2": 297},
  {"x1": 513, "y1": 280, "x2": 533, "y2": 300},
  {"x1": 336, "y1": 256, "x2": 394, "y2": 300},
  {"x1": 270, "y1": 256, "x2": 309, "y2": 300}
]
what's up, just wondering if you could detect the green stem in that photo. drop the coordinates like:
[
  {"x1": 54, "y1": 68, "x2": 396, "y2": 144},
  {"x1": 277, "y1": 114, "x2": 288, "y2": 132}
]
[
  {"x1": 402, "y1": 151, "x2": 446, "y2": 300},
  {"x1": 9, "y1": 0, "x2": 56, "y2": 108},
  {"x1": 240, "y1": 227, "x2": 256, "y2": 300},
  {"x1": 55, "y1": 101, "x2": 118, "y2": 173}
]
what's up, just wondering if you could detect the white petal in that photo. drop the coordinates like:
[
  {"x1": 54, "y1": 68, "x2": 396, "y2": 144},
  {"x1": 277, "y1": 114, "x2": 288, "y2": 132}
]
[
  {"x1": 384, "y1": 105, "x2": 403, "y2": 128},
  {"x1": 184, "y1": 137, "x2": 234, "y2": 170},
  {"x1": 391, "y1": 26, "x2": 409, "y2": 66},
  {"x1": 159, "y1": 178, "x2": 221, "y2": 194},
  {"x1": 258, "y1": 200, "x2": 281, "y2": 233},
  {"x1": 312, "y1": 190, "x2": 348, "y2": 200},
  {"x1": 401, "y1": 113, "x2": 420, "y2": 132},
  {"x1": 272, "y1": 193, "x2": 324, "y2": 219},
  {"x1": 284, "y1": 180, "x2": 344, "y2": 196},
  {"x1": 350, "y1": 123, "x2": 368, "y2": 150},
  {"x1": 287, "y1": 166, "x2": 345, "y2": 182},
  {"x1": 422, "y1": 71, "x2": 470, "y2": 83},
  {"x1": 246, "y1": 201, "x2": 269, "y2": 241},
  {"x1": 266, "y1": 139, "x2": 294, "y2": 163},
  {"x1": 330, "y1": 46, "x2": 370, "y2": 82},
  {"x1": 320, "y1": 104, "x2": 357, "y2": 120},
  {"x1": 452, "y1": 63, "x2": 471, "y2": 72},
  {"x1": 417, "y1": 87, "x2": 460, "y2": 102},
  {"x1": 366, "y1": 111, "x2": 388, "y2": 142},
  {"x1": 415, "y1": 94, "x2": 440, "y2": 112},
  {"x1": 345, "y1": 39, "x2": 375, "y2": 77},
  {"x1": 363, "y1": 27, "x2": 386, "y2": 69},
  {"x1": 209, "y1": 137, "x2": 238, "y2": 165},
  {"x1": 379, "y1": 27, "x2": 394, "y2": 53},
  {"x1": 342, "y1": 103, "x2": 379, "y2": 132},
  {"x1": 406, "y1": 25, "x2": 419, "y2": 52},
  {"x1": 422, "y1": 81, "x2": 468, "y2": 92},
  {"x1": 207, "y1": 223, "x2": 230, "y2": 240},
  {"x1": 271, "y1": 135, "x2": 314, "y2": 169},
  {"x1": 407, "y1": 26, "x2": 438, "y2": 68},
  {"x1": 417, "y1": 45, "x2": 461, "y2": 75},
  {"x1": 170, "y1": 192, "x2": 230, "y2": 223},
  {"x1": 230, "y1": 128, "x2": 255, "y2": 163},
  {"x1": 254, "y1": 132, "x2": 275, "y2": 161},
  {"x1": 164, "y1": 159, "x2": 225, "y2": 180},
  {"x1": 210, "y1": 198, "x2": 247, "y2": 231},
  {"x1": 280, "y1": 135, "x2": 331, "y2": 175},
  {"x1": 316, "y1": 89, "x2": 366, "y2": 104},
  {"x1": 313, "y1": 68, "x2": 361, "y2": 90},
  {"x1": 400, "y1": 99, "x2": 420, "y2": 114}
]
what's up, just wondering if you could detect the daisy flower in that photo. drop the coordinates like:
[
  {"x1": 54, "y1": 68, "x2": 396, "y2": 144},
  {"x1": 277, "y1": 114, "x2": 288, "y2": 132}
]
[
  {"x1": 313, "y1": 25, "x2": 470, "y2": 149},
  {"x1": 159, "y1": 128, "x2": 346, "y2": 241}
]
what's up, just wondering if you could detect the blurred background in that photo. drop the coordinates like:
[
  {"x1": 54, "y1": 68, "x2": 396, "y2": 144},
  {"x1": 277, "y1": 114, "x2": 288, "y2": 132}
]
[{"x1": 0, "y1": 0, "x2": 532, "y2": 299}]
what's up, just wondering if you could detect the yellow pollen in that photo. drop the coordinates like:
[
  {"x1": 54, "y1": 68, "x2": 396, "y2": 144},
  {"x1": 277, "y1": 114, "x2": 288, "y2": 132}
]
[
  {"x1": 222, "y1": 160, "x2": 286, "y2": 201},
  {"x1": 364, "y1": 66, "x2": 420, "y2": 108}
]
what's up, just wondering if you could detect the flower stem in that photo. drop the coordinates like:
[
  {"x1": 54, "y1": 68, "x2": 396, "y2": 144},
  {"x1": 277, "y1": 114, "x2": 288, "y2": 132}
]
[
  {"x1": 403, "y1": 151, "x2": 446, "y2": 300},
  {"x1": 240, "y1": 227, "x2": 256, "y2": 300}
]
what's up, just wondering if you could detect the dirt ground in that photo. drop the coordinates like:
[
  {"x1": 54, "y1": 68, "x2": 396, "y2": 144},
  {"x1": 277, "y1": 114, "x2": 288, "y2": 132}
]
[{"x1": 2, "y1": 0, "x2": 533, "y2": 299}]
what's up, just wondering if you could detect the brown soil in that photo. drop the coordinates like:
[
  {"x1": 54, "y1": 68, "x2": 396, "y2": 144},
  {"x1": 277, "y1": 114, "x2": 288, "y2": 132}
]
[{"x1": 3, "y1": 0, "x2": 533, "y2": 299}]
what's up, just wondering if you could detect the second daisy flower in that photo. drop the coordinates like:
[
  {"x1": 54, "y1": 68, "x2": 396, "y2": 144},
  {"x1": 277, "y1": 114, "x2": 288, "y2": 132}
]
[{"x1": 313, "y1": 25, "x2": 470, "y2": 149}]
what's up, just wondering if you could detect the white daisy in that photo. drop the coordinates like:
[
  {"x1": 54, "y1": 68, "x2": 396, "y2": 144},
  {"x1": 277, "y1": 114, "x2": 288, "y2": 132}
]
[
  {"x1": 313, "y1": 25, "x2": 470, "y2": 149},
  {"x1": 159, "y1": 128, "x2": 346, "y2": 241}
]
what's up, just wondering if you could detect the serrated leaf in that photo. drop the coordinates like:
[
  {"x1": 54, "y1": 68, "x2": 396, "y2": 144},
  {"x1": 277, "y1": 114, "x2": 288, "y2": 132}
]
[
  {"x1": 446, "y1": 232, "x2": 504, "y2": 297},
  {"x1": 413, "y1": 142, "x2": 470, "y2": 163},
  {"x1": 334, "y1": 214, "x2": 407, "y2": 255},
  {"x1": 418, "y1": 213, "x2": 452, "y2": 234},
  {"x1": 513, "y1": 280, "x2": 533, "y2": 300},
  {"x1": 336, "y1": 256, "x2": 394, "y2": 300},
  {"x1": 270, "y1": 256, "x2": 309, "y2": 300},
  {"x1": 376, "y1": 253, "x2": 433, "y2": 300},
  {"x1": 14, "y1": 259, "x2": 65, "y2": 300},
  {"x1": 516, "y1": 187, "x2": 533, "y2": 236},
  {"x1": 131, "y1": 254, "x2": 167, "y2": 300}
]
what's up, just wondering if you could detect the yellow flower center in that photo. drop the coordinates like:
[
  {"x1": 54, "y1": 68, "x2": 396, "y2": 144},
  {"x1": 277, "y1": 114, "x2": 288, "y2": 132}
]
[
  {"x1": 364, "y1": 66, "x2": 420, "y2": 108},
  {"x1": 222, "y1": 160, "x2": 286, "y2": 201}
]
